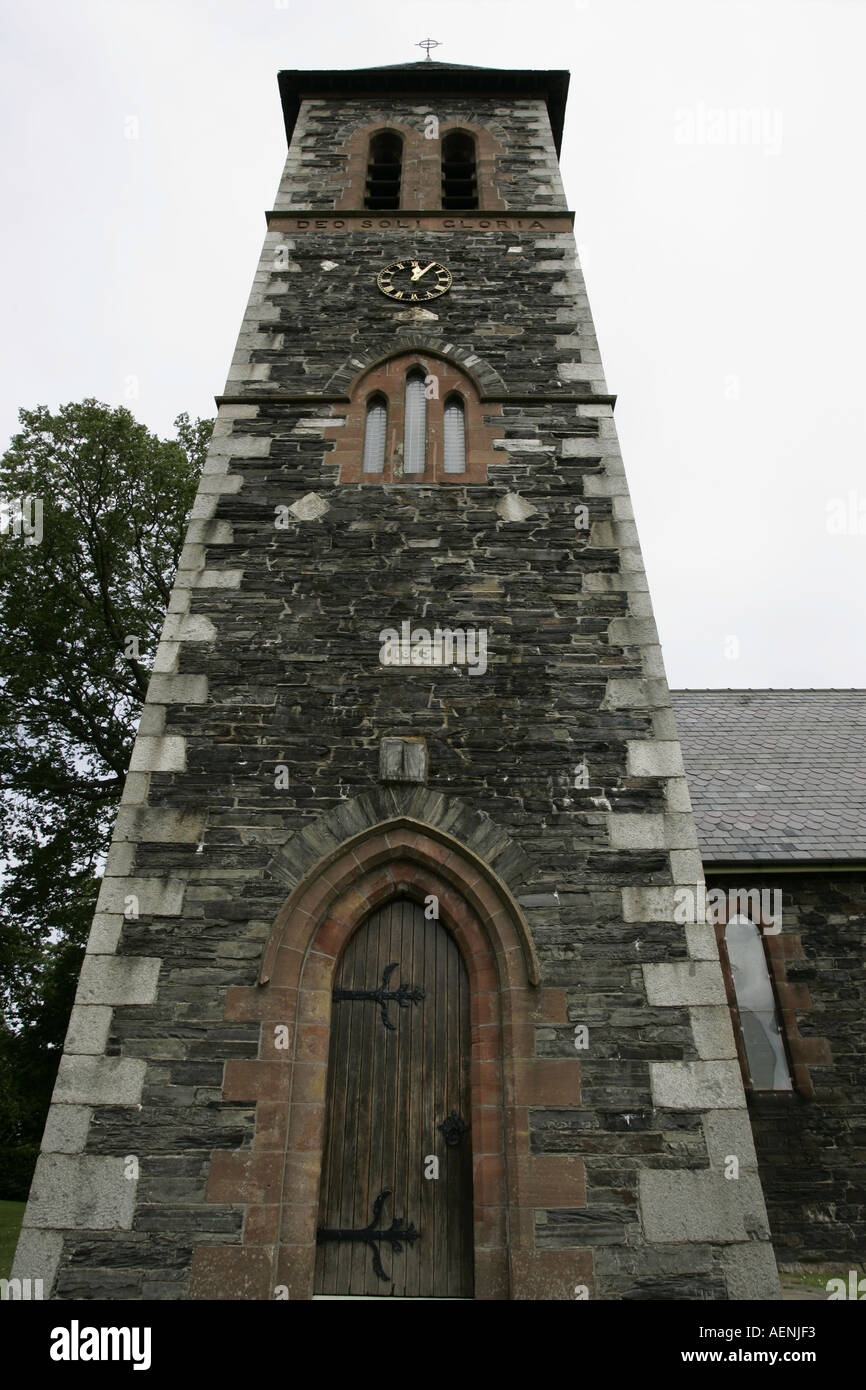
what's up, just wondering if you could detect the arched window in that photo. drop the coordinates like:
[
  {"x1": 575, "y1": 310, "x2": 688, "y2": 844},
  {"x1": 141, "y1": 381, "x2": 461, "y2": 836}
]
[
  {"x1": 331, "y1": 352, "x2": 501, "y2": 484},
  {"x1": 724, "y1": 915, "x2": 792, "y2": 1091},
  {"x1": 443, "y1": 394, "x2": 466, "y2": 473},
  {"x1": 441, "y1": 131, "x2": 478, "y2": 210},
  {"x1": 403, "y1": 370, "x2": 427, "y2": 474},
  {"x1": 365, "y1": 132, "x2": 402, "y2": 210},
  {"x1": 362, "y1": 394, "x2": 387, "y2": 473}
]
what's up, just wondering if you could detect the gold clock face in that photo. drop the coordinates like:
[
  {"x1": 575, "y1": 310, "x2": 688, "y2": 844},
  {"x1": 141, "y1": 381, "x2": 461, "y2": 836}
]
[{"x1": 377, "y1": 259, "x2": 452, "y2": 302}]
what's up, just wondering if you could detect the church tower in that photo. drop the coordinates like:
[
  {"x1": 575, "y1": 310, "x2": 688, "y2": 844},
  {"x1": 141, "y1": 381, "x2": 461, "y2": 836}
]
[{"x1": 14, "y1": 60, "x2": 781, "y2": 1300}]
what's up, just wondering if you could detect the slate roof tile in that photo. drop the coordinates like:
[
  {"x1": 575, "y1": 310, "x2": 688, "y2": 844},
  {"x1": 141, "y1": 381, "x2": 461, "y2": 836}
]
[{"x1": 670, "y1": 690, "x2": 866, "y2": 863}]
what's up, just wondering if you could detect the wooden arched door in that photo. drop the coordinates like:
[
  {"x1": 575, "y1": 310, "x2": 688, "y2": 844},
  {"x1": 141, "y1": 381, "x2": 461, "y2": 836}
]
[{"x1": 314, "y1": 897, "x2": 474, "y2": 1298}]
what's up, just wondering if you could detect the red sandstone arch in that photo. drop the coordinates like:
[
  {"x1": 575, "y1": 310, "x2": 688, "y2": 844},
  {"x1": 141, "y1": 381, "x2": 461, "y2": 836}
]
[
  {"x1": 259, "y1": 818, "x2": 540, "y2": 989},
  {"x1": 328, "y1": 353, "x2": 502, "y2": 484},
  {"x1": 263, "y1": 821, "x2": 539, "y2": 1299}
]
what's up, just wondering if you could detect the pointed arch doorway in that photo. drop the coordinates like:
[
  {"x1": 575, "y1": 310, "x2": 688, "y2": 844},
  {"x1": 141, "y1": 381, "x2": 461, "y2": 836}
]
[{"x1": 314, "y1": 897, "x2": 474, "y2": 1298}]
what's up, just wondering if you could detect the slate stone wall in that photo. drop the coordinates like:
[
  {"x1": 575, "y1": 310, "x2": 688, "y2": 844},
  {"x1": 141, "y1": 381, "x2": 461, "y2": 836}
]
[
  {"x1": 710, "y1": 870, "x2": 866, "y2": 1266},
  {"x1": 13, "y1": 79, "x2": 780, "y2": 1301}
]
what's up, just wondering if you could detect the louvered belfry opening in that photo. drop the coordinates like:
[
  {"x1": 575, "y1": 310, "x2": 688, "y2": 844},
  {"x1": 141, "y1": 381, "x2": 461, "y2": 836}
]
[
  {"x1": 364, "y1": 131, "x2": 403, "y2": 210},
  {"x1": 441, "y1": 130, "x2": 478, "y2": 210}
]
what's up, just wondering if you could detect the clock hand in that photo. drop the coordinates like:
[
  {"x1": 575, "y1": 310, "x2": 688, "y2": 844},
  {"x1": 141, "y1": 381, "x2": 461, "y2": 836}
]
[{"x1": 411, "y1": 262, "x2": 437, "y2": 281}]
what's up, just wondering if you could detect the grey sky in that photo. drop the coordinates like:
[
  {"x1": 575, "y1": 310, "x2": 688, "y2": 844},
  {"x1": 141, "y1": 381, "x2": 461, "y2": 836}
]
[{"x1": 2, "y1": 0, "x2": 864, "y2": 688}]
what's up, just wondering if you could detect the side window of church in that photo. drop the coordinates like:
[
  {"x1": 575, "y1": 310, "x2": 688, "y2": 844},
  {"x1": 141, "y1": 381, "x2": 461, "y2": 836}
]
[
  {"x1": 362, "y1": 394, "x2": 387, "y2": 473},
  {"x1": 365, "y1": 132, "x2": 402, "y2": 210},
  {"x1": 443, "y1": 394, "x2": 466, "y2": 473},
  {"x1": 403, "y1": 370, "x2": 427, "y2": 473},
  {"x1": 441, "y1": 131, "x2": 478, "y2": 210},
  {"x1": 723, "y1": 914, "x2": 792, "y2": 1091}
]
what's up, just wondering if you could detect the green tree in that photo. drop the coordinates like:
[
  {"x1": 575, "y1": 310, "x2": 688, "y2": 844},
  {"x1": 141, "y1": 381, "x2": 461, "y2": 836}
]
[{"x1": 0, "y1": 401, "x2": 209, "y2": 1194}]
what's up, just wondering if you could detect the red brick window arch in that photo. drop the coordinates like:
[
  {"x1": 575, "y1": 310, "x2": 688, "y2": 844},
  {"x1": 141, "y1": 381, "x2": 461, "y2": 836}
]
[{"x1": 331, "y1": 353, "x2": 502, "y2": 484}]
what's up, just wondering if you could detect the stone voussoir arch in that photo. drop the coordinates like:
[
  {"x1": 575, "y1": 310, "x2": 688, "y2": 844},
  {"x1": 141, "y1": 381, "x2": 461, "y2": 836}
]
[
  {"x1": 259, "y1": 814, "x2": 540, "y2": 990},
  {"x1": 324, "y1": 340, "x2": 508, "y2": 399}
]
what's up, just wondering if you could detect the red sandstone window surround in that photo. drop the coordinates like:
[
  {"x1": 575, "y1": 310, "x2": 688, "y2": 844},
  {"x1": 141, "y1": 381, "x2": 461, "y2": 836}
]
[
  {"x1": 403, "y1": 368, "x2": 427, "y2": 473},
  {"x1": 443, "y1": 393, "x2": 467, "y2": 473},
  {"x1": 361, "y1": 393, "x2": 388, "y2": 473},
  {"x1": 718, "y1": 911, "x2": 793, "y2": 1092},
  {"x1": 711, "y1": 890, "x2": 829, "y2": 1099},
  {"x1": 441, "y1": 130, "x2": 479, "y2": 210},
  {"x1": 330, "y1": 353, "x2": 502, "y2": 485},
  {"x1": 364, "y1": 130, "x2": 403, "y2": 210},
  {"x1": 333, "y1": 123, "x2": 505, "y2": 213}
]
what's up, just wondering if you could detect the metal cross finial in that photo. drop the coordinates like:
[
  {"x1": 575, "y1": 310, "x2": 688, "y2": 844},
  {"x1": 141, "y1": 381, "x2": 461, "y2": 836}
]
[{"x1": 416, "y1": 38, "x2": 442, "y2": 61}]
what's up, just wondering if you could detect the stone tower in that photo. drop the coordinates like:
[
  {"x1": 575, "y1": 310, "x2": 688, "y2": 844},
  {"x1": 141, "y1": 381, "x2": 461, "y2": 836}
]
[{"x1": 14, "y1": 61, "x2": 781, "y2": 1301}]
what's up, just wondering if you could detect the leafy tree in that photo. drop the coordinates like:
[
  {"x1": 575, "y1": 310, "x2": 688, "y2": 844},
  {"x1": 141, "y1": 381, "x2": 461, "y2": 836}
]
[{"x1": 0, "y1": 401, "x2": 210, "y2": 1194}]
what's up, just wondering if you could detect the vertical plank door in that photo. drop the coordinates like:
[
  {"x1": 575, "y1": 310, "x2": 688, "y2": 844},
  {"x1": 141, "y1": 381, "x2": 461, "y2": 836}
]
[{"x1": 314, "y1": 898, "x2": 474, "y2": 1297}]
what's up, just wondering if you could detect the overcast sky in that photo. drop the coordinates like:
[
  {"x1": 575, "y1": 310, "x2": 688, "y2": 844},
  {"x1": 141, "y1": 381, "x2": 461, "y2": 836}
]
[{"x1": 2, "y1": 0, "x2": 864, "y2": 690}]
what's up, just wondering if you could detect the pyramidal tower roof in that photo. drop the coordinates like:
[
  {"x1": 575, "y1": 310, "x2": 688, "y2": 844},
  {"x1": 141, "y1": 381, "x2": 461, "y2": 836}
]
[{"x1": 277, "y1": 61, "x2": 570, "y2": 154}]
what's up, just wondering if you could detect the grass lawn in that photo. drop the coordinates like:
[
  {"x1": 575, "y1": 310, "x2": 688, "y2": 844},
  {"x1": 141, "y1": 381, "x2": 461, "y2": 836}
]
[
  {"x1": 778, "y1": 1264, "x2": 862, "y2": 1298},
  {"x1": 0, "y1": 1201, "x2": 26, "y2": 1280},
  {"x1": 786, "y1": 1270, "x2": 834, "y2": 1291}
]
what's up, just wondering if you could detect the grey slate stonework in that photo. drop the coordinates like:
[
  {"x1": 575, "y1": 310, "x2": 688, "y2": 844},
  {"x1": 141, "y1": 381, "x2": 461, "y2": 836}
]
[
  {"x1": 13, "y1": 65, "x2": 780, "y2": 1301},
  {"x1": 708, "y1": 869, "x2": 866, "y2": 1265}
]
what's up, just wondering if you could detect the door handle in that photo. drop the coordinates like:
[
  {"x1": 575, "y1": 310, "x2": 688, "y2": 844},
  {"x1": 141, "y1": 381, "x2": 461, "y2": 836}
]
[{"x1": 437, "y1": 1110, "x2": 470, "y2": 1147}]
